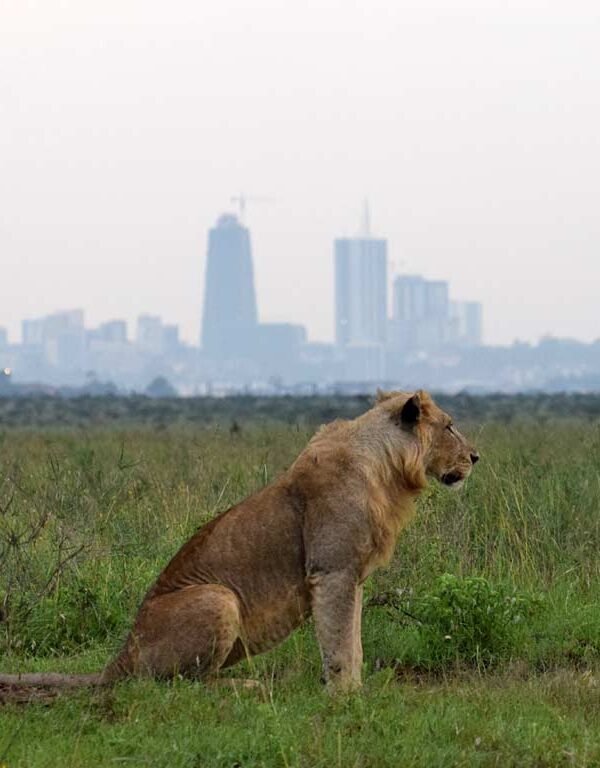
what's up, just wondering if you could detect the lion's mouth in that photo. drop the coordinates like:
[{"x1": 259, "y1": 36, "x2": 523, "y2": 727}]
[{"x1": 441, "y1": 471, "x2": 464, "y2": 486}]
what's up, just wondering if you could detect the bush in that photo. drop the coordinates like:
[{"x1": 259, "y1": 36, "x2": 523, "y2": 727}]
[{"x1": 394, "y1": 574, "x2": 542, "y2": 669}]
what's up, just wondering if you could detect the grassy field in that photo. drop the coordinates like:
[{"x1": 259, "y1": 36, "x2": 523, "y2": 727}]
[{"x1": 0, "y1": 407, "x2": 599, "y2": 766}]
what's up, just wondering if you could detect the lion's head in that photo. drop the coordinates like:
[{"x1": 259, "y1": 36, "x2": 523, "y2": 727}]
[{"x1": 376, "y1": 389, "x2": 479, "y2": 490}]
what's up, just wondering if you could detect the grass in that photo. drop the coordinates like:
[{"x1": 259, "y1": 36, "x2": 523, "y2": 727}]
[
  {"x1": 1, "y1": 414, "x2": 600, "y2": 766},
  {"x1": 1, "y1": 666, "x2": 599, "y2": 767}
]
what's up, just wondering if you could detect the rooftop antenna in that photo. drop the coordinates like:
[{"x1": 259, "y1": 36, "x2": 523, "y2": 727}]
[
  {"x1": 361, "y1": 198, "x2": 371, "y2": 237},
  {"x1": 230, "y1": 193, "x2": 274, "y2": 222}
]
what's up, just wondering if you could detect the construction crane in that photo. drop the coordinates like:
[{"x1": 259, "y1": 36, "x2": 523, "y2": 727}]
[{"x1": 230, "y1": 194, "x2": 273, "y2": 220}]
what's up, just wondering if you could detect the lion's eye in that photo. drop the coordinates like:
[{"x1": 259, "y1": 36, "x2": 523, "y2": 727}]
[{"x1": 445, "y1": 424, "x2": 453, "y2": 432}]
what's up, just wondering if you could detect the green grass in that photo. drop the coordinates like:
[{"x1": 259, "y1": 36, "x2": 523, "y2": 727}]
[
  {"x1": 1, "y1": 417, "x2": 600, "y2": 766},
  {"x1": 2, "y1": 666, "x2": 599, "y2": 767}
]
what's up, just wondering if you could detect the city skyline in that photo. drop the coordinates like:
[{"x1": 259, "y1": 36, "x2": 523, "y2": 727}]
[
  {"x1": 1, "y1": 196, "x2": 597, "y2": 349},
  {"x1": 2, "y1": 1, "x2": 599, "y2": 349},
  {"x1": 5, "y1": 211, "x2": 598, "y2": 395},
  {"x1": 5, "y1": 208, "x2": 482, "y2": 349},
  {"x1": 0, "y1": 209, "x2": 488, "y2": 391},
  {"x1": 2, "y1": 204, "x2": 489, "y2": 350}
]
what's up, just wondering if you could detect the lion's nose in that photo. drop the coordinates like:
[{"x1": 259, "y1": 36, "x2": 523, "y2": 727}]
[{"x1": 470, "y1": 452, "x2": 480, "y2": 465}]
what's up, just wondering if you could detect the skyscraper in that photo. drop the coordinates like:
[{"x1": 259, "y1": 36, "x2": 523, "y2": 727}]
[
  {"x1": 22, "y1": 310, "x2": 85, "y2": 369},
  {"x1": 136, "y1": 315, "x2": 164, "y2": 354},
  {"x1": 201, "y1": 214, "x2": 258, "y2": 359},
  {"x1": 334, "y1": 236, "x2": 387, "y2": 347},
  {"x1": 450, "y1": 301, "x2": 483, "y2": 347},
  {"x1": 97, "y1": 320, "x2": 128, "y2": 344},
  {"x1": 334, "y1": 208, "x2": 387, "y2": 381},
  {"x1": 391, "y1": 275, "x2": 450, "y2": 350},
  {"x1": 393, "y1": 276, "x2": 449, "y2": 325}
]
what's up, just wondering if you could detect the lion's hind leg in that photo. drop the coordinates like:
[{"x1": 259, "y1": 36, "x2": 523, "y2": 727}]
[{"x1": 121, "y1": 584, "x2": 243, "y2": 679}]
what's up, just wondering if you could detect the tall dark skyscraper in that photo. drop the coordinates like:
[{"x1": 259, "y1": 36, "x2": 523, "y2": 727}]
[{"x1": 201, "y1": 213, "x2": 258, "y2": 359}]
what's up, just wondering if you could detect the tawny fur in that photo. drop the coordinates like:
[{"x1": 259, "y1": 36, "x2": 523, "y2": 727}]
[{"x1": 0, "y1": 390, "x2": 477, "y2": 695}]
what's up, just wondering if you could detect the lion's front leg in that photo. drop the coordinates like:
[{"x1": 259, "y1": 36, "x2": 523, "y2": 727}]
[{"x1": 309, "y1": 569, "x2": 362, "y2": 693}]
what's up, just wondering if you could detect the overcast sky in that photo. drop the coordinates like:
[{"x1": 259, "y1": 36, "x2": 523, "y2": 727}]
[{"x1": 1, "y1": 0, "x2": 599, "y2": 346}]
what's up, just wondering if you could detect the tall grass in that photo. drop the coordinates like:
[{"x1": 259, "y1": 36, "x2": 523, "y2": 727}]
[{"x1": 1, "y1": 418, "x2": 598, "y2": 670}]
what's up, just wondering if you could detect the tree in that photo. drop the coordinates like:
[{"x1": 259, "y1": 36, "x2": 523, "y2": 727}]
[{"x1": 145, "y1": 376, "x2": 178, "y2": 398}]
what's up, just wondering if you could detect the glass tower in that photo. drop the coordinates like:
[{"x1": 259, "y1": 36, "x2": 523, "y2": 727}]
[
  {"x1": 201, "y1": 214, "x2": 258, "y2": 359},
  {"x1": 334, "y1": 237, "x2": 387, "y2": 347}
]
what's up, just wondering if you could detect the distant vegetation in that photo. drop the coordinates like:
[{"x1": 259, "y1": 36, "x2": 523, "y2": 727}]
[{"x1": 0, "y1": 391, "x2": 600, "y2": 429}]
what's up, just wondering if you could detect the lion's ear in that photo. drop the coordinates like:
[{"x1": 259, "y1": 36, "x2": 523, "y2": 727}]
[{"x1": 399, "y1": 393, "x2": 421, "y2": 426}]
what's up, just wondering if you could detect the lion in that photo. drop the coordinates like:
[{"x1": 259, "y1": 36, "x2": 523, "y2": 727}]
[{"x1": 0, "y1": 390, "x2": 478, "y2": 694}]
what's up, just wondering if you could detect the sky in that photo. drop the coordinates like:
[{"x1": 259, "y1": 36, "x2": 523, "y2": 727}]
[{"x1": 1, "y1": 0, "x2": 599, "y2": 347}]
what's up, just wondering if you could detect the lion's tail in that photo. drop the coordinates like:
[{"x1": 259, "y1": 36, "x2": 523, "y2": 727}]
[
  {"x1": 0, "y1": 649, "x2": 134, "y2": 701},
  {"x1": 0, "y1": 672, "x2": 102, "y2": 688}
]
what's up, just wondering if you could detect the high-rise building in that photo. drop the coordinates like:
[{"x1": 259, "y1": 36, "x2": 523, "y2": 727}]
[
  {"x1": 98, "y1": 320, "x2": 128, "y2": 344},
  {"x1": 162, "y1": 324, "x2": 180, "y2": 355},
  {"x1": 393, "y1": 276, "x2": 449, "y2": 324},
  {"x1": 22, "y1": 310, "x2": 85, "y2": 369},
  {"x1": 23, "y1": 315, "x2": 72, "y2": 347},
  {"x1": 334, "y1": 235, "x2": 387, "y2": 348},
  {"x1": 450, "y1": 301, "x2": 483, "y2": 347},
  {"x1": 201, "y1": 213, "x2": 258, "y2": 359},
  {"x1": 391, "y1": 275, "x2": 450, "y2": 350},
  {"x1": 22, "y1": 318, "x2": 45, "y2": 347},
  {"x1": 135, "y1": 315, "x2": 180, "y2": 356},
  {"x1": 136, "y1": 315, "x2": 163, "y2": 354},
  {"x1": 393, "y1": 275, "x2": 427, "y2": 323},
  {"x1": 464, "y1": 302, "x2": 483, "y2": 346}
]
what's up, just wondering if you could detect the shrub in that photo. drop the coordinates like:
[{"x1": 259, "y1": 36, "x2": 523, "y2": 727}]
[{"x1": 395, "y1": 574, "x2": 542, "y2": 669}]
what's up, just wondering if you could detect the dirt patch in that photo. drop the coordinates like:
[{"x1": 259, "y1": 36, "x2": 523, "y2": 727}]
[{"x1": 0, "y1": 682, "x2": 61, "y2": 706}]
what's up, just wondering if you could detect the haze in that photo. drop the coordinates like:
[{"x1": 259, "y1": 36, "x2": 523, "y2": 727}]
[{"x1": 1, "y1": 0, "x2": 599, "y2": 347}]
